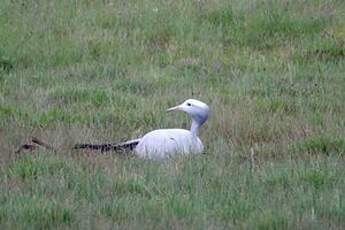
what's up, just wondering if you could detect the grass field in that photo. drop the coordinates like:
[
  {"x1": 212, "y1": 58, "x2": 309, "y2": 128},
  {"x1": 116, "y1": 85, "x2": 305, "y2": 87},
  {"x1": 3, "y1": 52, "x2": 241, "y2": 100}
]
[{"x1": 1, "y1": 0, "x2": 345, "y2": 229}]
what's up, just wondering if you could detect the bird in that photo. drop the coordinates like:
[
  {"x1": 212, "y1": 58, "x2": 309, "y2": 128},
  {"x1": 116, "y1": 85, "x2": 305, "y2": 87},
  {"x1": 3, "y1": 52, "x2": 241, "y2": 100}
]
[{"x1": 74, "y1": 99, "x2": 210, "y2": 160}]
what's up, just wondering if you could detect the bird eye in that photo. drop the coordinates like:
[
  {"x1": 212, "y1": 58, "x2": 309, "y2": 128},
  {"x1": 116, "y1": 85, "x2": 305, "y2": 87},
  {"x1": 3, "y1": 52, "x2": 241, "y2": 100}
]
[{"x1": 187, "y1": 103, "x2": 192, "y2": 106}]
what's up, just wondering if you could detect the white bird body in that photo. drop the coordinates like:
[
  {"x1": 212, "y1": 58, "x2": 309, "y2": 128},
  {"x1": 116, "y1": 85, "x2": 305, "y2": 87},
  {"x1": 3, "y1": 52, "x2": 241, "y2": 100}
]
[
  {"x1": 133, "y1": 99, "x2": 209, "y2": 160},
  {"x1": 134, "y1": 129, "x2": 204, "y2": 160}
]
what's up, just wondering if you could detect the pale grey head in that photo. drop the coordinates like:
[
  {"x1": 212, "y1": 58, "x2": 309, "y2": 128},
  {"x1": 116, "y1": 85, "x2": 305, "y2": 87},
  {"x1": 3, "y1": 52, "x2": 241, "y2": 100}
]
[{"x1": 167, "y1": 99, "x2": 209, "y2": 135}]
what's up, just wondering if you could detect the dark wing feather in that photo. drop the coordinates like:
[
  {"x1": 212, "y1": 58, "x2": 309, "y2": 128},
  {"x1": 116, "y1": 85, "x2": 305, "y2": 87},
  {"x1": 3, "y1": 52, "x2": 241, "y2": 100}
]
[{"x1": 73, "y1": 138, "x2": 141, "y2": 152}]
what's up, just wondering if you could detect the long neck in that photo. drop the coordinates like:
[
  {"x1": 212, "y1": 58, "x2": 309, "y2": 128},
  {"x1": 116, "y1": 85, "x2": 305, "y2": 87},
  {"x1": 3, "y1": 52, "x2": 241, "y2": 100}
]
[{"x1": 190, "y1": 119, "x2": 201, "y2": 136}]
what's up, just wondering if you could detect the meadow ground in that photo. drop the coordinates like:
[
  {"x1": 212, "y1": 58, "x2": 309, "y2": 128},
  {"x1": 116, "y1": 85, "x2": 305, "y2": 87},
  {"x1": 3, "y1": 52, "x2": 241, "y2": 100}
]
[{"x1": 1, "y1": 0, "x2": 345, "y2": 229}]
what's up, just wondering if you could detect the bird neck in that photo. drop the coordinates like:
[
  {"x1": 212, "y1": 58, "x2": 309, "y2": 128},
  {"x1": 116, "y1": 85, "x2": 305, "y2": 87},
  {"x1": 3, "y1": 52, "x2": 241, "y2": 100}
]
[{"x1": 190, "y1": 119, "x2": 201, "y2": 136}]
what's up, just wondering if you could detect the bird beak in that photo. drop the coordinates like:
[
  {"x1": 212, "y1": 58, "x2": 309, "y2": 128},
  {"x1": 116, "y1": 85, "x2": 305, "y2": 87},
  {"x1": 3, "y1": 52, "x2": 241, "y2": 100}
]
[{"x1": 166, "y1": 105, "x2": 182, "y2": 112}]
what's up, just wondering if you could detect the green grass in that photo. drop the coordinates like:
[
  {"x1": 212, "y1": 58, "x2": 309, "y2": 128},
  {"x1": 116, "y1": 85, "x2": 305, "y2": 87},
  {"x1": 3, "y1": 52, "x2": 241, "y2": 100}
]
[{"x1": 0, "y1": 0, "x2": 345, "y2": 229}]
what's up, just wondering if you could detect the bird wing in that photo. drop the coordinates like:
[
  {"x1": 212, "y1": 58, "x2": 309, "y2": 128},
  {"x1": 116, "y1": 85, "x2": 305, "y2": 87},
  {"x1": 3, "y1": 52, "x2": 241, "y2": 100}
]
[{"x1": 73, "y1": 138, "x2": 141, "y2": 152}]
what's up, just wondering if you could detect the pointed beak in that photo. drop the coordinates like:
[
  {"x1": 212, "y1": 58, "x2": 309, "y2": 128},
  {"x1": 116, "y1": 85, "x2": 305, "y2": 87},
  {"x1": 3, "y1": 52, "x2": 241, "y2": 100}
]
[{"x1": 166, "y1": 105, "x2": 182, "y2": 112}]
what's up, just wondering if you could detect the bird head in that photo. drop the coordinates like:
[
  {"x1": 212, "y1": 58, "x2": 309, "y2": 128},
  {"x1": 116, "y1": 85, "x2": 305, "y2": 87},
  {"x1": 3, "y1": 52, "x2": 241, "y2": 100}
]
[{"x1": 167, "y1": 99, "x2": 209, "y2": 126}]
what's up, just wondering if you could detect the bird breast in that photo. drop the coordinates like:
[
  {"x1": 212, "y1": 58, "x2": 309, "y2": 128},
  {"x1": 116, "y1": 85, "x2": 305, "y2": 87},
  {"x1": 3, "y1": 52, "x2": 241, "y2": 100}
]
[{"x1": 134, "y1": 129, "x2": 204, "y2": 160}]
